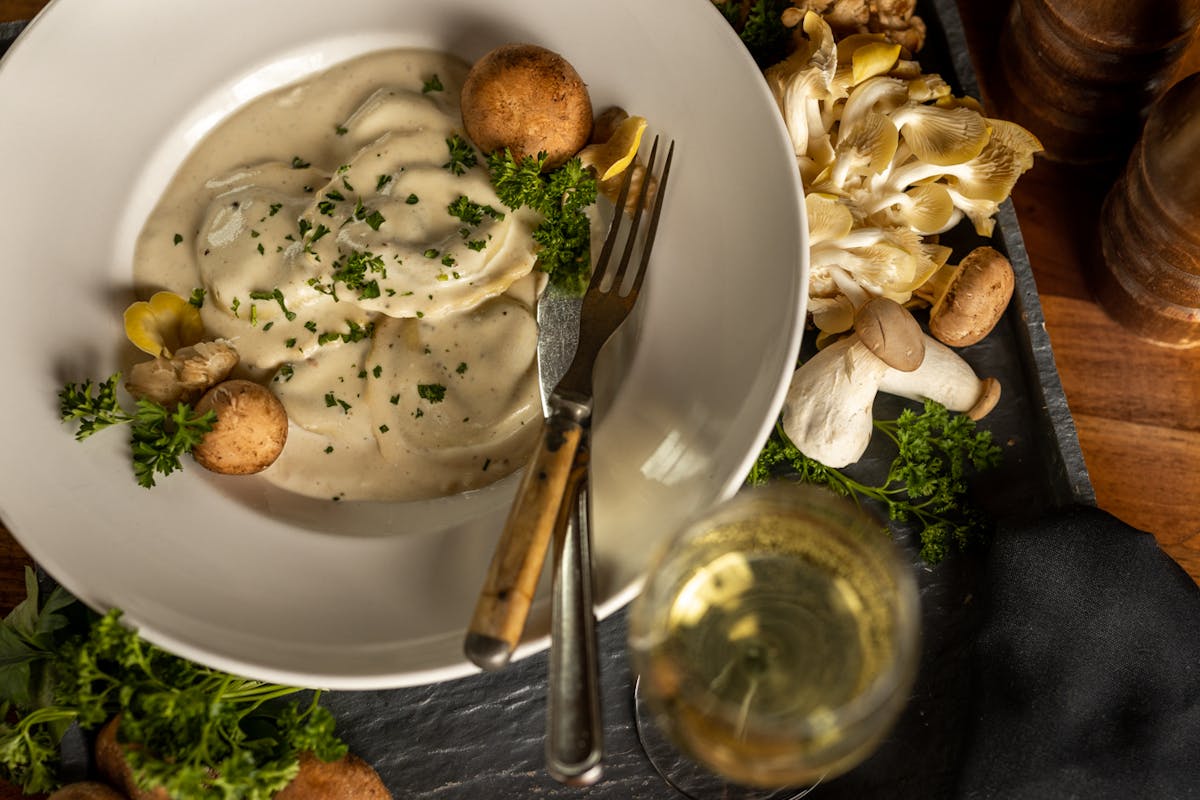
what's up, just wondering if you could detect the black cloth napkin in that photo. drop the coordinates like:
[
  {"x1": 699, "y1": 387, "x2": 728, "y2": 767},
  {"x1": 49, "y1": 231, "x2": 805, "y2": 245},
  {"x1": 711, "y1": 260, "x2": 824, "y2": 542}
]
[{"x1": 952, "y1": 505, "x2": 1200, "y2": 800}]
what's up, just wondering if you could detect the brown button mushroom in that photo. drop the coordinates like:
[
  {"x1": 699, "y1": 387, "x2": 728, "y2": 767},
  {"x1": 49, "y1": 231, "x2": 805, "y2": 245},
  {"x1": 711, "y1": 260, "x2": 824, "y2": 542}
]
[
  {"x1": 192, "y1": 379, "x2": 289, "y2": 475},
  {"x1": 918, "y1": 246, "x2": 1015, "y2": 347},
  {"x1": 460, "y1": 43, "x2": 593, "y2": 170}
]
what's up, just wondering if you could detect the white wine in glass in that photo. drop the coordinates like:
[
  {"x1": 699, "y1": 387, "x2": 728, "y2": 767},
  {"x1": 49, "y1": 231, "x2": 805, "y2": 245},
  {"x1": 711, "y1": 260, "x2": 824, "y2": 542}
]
[{"x1": 628, "y1": 484, "x2": 920, "y2": 794}]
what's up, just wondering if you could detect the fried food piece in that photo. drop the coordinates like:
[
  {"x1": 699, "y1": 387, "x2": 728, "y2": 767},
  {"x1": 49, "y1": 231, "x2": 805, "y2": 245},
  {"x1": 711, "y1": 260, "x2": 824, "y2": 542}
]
[
  {"x1": 96, "y1": 717, "x2": 393, "y2": 799},
  {"x1": 275, "y1": 752, "x2": 392, "y2": 800}
]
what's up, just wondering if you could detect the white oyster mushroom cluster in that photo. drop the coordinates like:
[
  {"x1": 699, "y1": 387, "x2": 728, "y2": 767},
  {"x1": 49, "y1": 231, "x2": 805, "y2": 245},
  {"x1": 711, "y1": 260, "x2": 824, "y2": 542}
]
[{"x1": 765, "y1": 10, "x2": 1041, "y2": 338}]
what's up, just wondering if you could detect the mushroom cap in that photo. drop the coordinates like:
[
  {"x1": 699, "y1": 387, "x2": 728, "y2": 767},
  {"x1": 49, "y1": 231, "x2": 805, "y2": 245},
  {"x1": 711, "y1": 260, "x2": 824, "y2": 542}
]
[
  {"x1": 192, "y1": 379, "x2": 289, "y2": 476},
  {"x1": 929, "y1": 246, "x2": 1015, "y2": 346},
  {"x1": 853, "y1": 295, "x2": 926, "y2": 371},
  {"x1": 460, "y1": 43, "x2": 593, "y2": 170}
]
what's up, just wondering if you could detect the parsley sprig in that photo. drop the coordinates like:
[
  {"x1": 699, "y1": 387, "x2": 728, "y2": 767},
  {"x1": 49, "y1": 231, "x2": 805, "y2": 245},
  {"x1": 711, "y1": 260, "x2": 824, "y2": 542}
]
[
  {"x1": 749, "y1": 399, "x2": 1003, "y2": 564},
  {"x1": 0, "y1": 570, "x2": 346, "y2": 796},
  {"x1": 714, "y1": 0, "x2": 794, "y2": 67},
  {"x1": 487, "y1": 150, "x2": 597, "y2": 293},
  {"x1": 59, "y1": 374, "x2": 216, "y2": 488}
]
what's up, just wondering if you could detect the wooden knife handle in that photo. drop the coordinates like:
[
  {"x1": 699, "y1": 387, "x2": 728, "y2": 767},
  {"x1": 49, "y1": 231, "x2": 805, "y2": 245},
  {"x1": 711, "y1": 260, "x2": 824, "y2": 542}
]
[{"x1": 465, "y1": 408, "x2": 586, "y2": 670}]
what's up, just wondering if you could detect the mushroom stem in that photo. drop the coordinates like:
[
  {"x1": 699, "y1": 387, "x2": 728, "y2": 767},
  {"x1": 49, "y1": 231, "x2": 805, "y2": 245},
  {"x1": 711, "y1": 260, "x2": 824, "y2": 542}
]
[
  {"x1": 781, "y1": 335, "x2": 889, "y2": 468},
  {"x1": 877, "y1": 334, "x2": 1001, "y2": 419}
]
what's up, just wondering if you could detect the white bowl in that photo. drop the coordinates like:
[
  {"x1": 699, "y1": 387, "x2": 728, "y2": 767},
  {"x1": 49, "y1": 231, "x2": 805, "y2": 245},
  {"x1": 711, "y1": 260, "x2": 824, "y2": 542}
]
[{"x1": 0, "y1": 0, "x2": 807, "y2": 688}]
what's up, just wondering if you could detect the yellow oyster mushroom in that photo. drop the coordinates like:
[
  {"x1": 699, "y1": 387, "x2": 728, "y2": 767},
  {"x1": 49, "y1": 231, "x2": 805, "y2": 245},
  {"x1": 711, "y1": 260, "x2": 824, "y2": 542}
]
[
  {"x1": 890, "y1": 104, "x2": 992, "y2": 166},
  {"x1": 851, "y1": 41, "x2": 903, "y2": 85},
  {"x1": 578, "y1": 114, "x2": 647, "y2": 181},
  {"x1": 124, "y1": 290, "x2": 205, "y2": 357},
  {"x1": 806, "y1": 193, "x2": 856, "y2": 243}
]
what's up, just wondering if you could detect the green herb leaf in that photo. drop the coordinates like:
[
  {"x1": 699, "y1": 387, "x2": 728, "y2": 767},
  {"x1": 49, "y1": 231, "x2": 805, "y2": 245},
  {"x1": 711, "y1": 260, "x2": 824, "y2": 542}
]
[
  {"x1": 748, "y1": 399, "x2": 1003, "y2": 564},
  {"x1": 58, "y1": 375, "x2": 133, "y2": 440},
  {"x1": 443, "y1": 134, "x2": 478, "y2": 176},
  {"x1": 486, "y1": 151, "x2": 596, "y2": 293},
  {"x1": 417, "y1": 384, "x2": 446, "y2": 403}
]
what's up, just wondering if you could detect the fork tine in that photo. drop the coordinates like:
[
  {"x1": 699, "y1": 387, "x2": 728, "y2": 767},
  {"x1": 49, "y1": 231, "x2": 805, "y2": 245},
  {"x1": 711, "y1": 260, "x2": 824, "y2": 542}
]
[
  {"x1": 610, "y1": 135, "x2": 660, "y2": 294},
  {"x1": 587, "y1": 148, "x2": 640, "y2": 292},
  {"x1": 627, "y1": 139, "x2": 674, "y2": 297}
]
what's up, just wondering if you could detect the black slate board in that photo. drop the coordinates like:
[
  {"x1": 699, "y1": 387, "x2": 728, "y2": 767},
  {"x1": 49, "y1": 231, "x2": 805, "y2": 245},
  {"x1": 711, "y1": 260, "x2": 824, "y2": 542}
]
[{"x1": 1, "y1": 1, "x2": 1095, "y2": 796}]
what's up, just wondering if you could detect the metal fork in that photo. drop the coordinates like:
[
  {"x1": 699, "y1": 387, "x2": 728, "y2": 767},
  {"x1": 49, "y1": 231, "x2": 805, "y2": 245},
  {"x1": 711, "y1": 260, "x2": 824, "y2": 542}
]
[{"x1": 464, "y1": 135, "x2": 676, "y2": 672}]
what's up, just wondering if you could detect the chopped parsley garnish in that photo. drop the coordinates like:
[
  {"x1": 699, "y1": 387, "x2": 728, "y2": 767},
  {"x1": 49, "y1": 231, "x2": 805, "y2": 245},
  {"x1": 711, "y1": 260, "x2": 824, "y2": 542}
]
[
  {"x1": 443, "y1": 134, "x2": 478, "y2": 176},
  {"x1": 376, "y1": 174, "x2": 393, "y2": 192},
  {"x1": 172, "y1": 233, "x2": 183, "y2": 246},
  {"x1": 187, "y1": 288, "x2": 206, "y2": 308},
  {"x1": 417, "y1": 383, "x2": 446, "y2": 403},
  {"x1": 456, "y1": 362, "x2": 468, "y2": 374},
  {"x1": 291, "y1": 156, "x2": 311, "y2": 169},
  {"x1": 317, "y1": 320, "x2": 376, "y2": 346},
  {"x1": 335, "y1": 124, "x2": 349, "y2": 135},
  {"x1": 324, "y1": 392, "x2": 351, "y2": 413},
  {"x1": 249, "y1": 288, "x2": 297, "y2": 321},
  {"x1": 363, "y1": 209, "x2": 386, "y2": 231},
  {"x1": 448, "y1": 195, "x2": 504, "y2": 227},
  {"x1": 422, "y1": 74, "x2": 444, "y2": 93},
  {"x1": 406, "y1": 193, "x2": 420, "y2": 205},
  {"x1": 326, "y1": 249, "x2": 386, "y2": 300}
]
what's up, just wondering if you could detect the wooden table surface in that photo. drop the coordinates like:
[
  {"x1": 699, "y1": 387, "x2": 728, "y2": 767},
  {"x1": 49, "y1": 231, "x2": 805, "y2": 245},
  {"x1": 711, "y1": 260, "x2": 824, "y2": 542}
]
[{"x1": 0, "y1": 0, "x2": 1197, "y2": 794}]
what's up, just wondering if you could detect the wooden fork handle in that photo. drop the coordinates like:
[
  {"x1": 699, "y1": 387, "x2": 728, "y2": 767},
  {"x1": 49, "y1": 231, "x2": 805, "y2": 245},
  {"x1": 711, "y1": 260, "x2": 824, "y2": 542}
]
[{"x1": 465, "y1": 405, "x2": 589, "y2": 671}]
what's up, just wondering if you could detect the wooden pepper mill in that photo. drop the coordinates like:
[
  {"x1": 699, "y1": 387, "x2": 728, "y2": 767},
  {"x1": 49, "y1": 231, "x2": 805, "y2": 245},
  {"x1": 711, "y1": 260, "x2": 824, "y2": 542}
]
[
  {"x1": 1095, "y1": 72, "x2": 1200, "y2": 347},
  {"x1": 994, "y1": 0, "x2": 1200, "y2": 163}
]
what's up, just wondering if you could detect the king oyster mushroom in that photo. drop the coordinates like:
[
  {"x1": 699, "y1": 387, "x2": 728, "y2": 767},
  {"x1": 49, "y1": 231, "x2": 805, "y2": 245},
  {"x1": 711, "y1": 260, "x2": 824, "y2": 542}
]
[
  {"x1": 783, "y1": 296, "x2": 1001, "y2": 467},
  {"x1": 782, "y1": 296, "x2": 924, "y2": 467}
]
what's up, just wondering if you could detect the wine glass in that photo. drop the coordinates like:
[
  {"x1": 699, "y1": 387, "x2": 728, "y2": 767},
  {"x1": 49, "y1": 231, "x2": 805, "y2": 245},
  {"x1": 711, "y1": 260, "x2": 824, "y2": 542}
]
[{"x1": 627, "y1": 483, "x2": 920, "y2": 798}]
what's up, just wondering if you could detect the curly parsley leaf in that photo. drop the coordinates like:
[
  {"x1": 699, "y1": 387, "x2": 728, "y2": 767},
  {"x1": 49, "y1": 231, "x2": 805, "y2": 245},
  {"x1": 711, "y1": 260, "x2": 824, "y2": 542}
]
[
  {"x1": 0, "y1": 582, "x2": 348, "y2": 798},
  {"x1": 129, "y1": 400, "x2": 216, "y2": 488},
  {"x1": 487, "y1": 150, "x2": 597, "y2": 294},
  {"x1": 443, "y1": 134, "x2": 479, "y2": 176},
  {"x1": 58, "y1": 375, "x2": 133, "y2": 440},
  {"x1": 715, "y1": 0, "x2": 794, "y2": 67},
  {"x1": 60, "y1": 373, "x2": 217, "y2": 488},
  {"x1": 748, "y1": 399, "x2": 1003, "y2": 564}
]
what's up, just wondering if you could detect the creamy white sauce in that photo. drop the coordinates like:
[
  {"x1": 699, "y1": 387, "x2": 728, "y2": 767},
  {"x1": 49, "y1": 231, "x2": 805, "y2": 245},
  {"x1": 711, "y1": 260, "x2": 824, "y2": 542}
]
[{"x1": 133, "y1": 49, "x2": 546, "y2": 501}]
